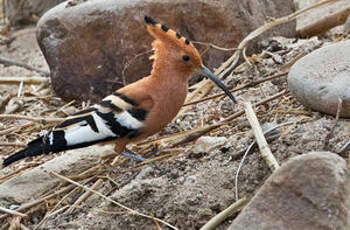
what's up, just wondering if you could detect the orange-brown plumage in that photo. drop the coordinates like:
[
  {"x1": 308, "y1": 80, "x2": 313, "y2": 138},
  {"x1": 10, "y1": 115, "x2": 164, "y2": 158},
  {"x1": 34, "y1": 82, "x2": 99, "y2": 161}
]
[{"x1": 2, "y1": 16, "x2": 236, "y2": 167}]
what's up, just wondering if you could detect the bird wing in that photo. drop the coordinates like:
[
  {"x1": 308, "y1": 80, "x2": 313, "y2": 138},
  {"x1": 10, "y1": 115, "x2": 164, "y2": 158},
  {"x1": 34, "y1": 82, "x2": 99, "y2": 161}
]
[
  {"x1": 48, "y1": 91, "x2": 153, "y2": 152},
  {"x1": 2, "y1": 86, "x2": 154, "y2": 167}
]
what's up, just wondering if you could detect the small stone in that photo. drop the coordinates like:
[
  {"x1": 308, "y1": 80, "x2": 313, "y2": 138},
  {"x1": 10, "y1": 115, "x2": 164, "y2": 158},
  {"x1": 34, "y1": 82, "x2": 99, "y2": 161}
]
[
  {"x1": 237, "y1": 120, "x2": 250, "y2": 131},
  {"x1": 169, "y1": 169, "x2": 180, "y2": 179},
  {"x1": 270, "y1": 53, "x2": 283, "y2": 64},
  {"x1": 228, "y1": 152, "x2": 350, "y2": 230},
  {"x1": 288, "y1": 40, "x2": 350, "y2": 117},
  {"x1": 184, "y1": 175, "x2": 197, "y2": 185},
  {"x1": 191, "y1": 136, "x2": 227, "y2": 156},
  {"x1": 9, "y1": 204, "x2": 20, "y2": 210},
  {"x1": 135, "y1": 166, "x2": 153, "y2": 180},
  {"x1": 197, "y1": 208, "x2": 214, "y2": 221},
  {"x1": 265, "y1": 58, "x2": 275, "y2": 67}
]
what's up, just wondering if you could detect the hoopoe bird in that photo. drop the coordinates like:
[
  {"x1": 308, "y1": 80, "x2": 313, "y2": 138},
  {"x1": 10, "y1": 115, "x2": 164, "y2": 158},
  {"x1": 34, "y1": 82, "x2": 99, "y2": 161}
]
[{"x1": 2, "y1": 16, "x2": 236, "y2": 167}]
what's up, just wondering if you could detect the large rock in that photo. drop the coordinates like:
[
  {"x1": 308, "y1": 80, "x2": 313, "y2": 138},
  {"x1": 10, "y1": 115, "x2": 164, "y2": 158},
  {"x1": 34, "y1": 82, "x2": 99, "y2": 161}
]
[
  {"x1": 295, "y1": 0, "x2": 350, "y2": 33},
  {"x1": 288, "y1": 40, "x2": 350, "y2": 118},
  {"x1": 229, "y1": 152, "x2": 350, "y2": 230},
  {"x1": 37, "y1": 0, "x2": 296, "y2": 102}
]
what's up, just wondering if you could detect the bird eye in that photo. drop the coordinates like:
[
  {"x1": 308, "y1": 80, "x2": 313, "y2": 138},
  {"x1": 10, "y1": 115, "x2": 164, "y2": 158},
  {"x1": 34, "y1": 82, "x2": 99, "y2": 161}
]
[{"x1": 182, "y1": 55, "x2": 190, "y2": 62}]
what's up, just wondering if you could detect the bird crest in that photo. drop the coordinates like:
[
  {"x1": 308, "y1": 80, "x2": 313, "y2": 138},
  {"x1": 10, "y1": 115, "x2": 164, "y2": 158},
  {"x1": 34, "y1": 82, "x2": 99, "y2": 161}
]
[
  {"x1": 144, "y1": 16, "x2": 202, "y2": 75},
  {"x1": 145, "y1": 16, "x2": 192, "y2": 48}
]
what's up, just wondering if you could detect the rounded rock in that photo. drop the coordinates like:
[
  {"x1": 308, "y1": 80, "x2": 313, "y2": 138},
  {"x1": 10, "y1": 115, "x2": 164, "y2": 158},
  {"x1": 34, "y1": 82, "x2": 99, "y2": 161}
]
[
  {"x1": 228, "y1": 152, "x2": 350, "y2": 230},
  {"x1": 288, "y1": 40, "x2": 350, "y2": 117}
]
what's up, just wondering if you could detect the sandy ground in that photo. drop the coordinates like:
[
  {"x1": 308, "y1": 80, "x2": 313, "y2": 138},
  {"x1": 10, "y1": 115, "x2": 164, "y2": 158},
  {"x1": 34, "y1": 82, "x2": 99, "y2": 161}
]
[{"x1": 0, "y1": 1, "x2": 349, "y2": 229}]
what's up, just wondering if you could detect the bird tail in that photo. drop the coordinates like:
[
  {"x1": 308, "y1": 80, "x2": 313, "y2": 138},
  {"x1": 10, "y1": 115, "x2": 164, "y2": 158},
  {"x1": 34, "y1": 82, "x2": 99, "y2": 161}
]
[
  {"x1": 3, "y1": 122, "x2": 117, "y2": 167},
  {"x1": 3, "y1": 136, "x2": 52, "y2": 167}
]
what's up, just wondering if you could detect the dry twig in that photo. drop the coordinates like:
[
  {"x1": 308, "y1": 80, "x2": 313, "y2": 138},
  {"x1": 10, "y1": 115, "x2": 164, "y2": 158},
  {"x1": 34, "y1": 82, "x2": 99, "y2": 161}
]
[
  {"x1": 0, "y1": 56, "x2": 49, "y2": 77},
  {"x1": 234, "y1": 120, "x2": 304, "y2": 200},
  {"x1": 0, "y1": 207, "x2": 26, "y2": 218},
  {"x1": 9, "y1": 216, "x2": 21, "y2": 230},
  {"x1": 200, "y1": 197, "x2": 250, "y2": 230},
  {"x1": 66, "y1": 178, "x2": 104, "y2": 214},
  {"x1": 324, "y1": 98, "x2": 343, "y2": 150},
  {"x1": 0, "y1": 114, "x2": 64, "y2": 123},
  {"x1": 34, "y1": 177, "x2": 97, "y2": 229},
  {"x1": 243, "y1": 100, "x2": 279, "y2": 171},
  {"x1": 49, "y1": 100, "x2": 76, "y2": 117},
  {"x1": 2, "y1": 0, "x2": 25, "y2": 34},
  {"x1": 220, "y1": 0, "x2": 342, "y2": 74},
  {"x1": 0, "y1": 122, "x2": 33, "y2": 136},
  {"x1": 0, "y1": 76, "x2": 49, "y2": 85},
  {"x1": 338, "y1": 140, "x2": 350, "y2": 156},
  {"x1": 152, "y1": 215, "x2": 163, "y2": 230},
  {"x1": 192, "y1": 41, "x2": 241, "y2": 52},
  {"x1": 0, "y1": 185, "x2": 75, "y2": 220},
  {"x1": 34, "y1": 205, "x2": 69, "y2": 230},
  {"x1": 0, "y1": 141, "x2": 26, "y2": 147}
]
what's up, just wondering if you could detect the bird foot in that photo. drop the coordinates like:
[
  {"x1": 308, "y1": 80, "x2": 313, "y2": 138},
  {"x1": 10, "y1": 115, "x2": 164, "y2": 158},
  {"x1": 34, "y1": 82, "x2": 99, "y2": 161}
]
[
  {"x1": 111, "y1": 149, "x2": 146, "y2": 166},
  {"x1": 121, "y1": 150, "x2": 147, "y2": 162}
]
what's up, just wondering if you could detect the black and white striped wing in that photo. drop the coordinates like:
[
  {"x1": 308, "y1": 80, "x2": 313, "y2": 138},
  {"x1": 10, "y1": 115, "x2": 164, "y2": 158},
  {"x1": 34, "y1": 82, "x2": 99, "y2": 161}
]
[
  {"x1": 2, "y1": 92, "x2": 149, "y2": 167},
  {"x1": 47, "y1": 92, "x2": 148, "y2": 152}
]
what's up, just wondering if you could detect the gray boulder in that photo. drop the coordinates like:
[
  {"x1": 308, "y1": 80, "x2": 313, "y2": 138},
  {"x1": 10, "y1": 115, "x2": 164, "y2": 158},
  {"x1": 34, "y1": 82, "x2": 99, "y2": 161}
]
[
  {"x1": 288, "y1": 40, "x2": 350, "y2": 117},
  {"x1": 229, "y1": 152, "x2": 350, "y2": 230}
]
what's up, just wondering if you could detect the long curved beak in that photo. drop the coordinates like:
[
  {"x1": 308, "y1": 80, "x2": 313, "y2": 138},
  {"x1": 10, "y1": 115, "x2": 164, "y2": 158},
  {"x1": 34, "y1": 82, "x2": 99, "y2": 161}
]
[{"x1": 197, "y1": 65, "x2": 237, "y2": 103}]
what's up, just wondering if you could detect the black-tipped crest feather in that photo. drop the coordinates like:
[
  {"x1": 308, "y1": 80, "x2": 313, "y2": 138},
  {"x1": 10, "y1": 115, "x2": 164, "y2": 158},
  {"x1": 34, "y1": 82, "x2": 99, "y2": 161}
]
[
  {"x1": 145, "y1": 16, "x2": 192, "y2": 47},
  {"x1": 145, "y1": 16, "x2": 156, "y2": 25},
  {"x1": 161, "y1": 24, "x2": 169, "y2": 32}
]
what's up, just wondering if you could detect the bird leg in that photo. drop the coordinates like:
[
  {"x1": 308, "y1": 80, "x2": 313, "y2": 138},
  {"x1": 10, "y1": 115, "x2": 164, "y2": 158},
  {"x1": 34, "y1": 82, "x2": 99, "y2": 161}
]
[
  {"x1": 121, "y1": 148, "x2": 147, "y2": 162},
  {"x1": 111, "y1": 148, "x2": 147, "y2": 166}
]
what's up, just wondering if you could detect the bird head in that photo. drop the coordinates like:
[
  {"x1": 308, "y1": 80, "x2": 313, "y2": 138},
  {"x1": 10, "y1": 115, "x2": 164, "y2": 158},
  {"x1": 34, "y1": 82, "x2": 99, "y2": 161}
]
[{"x1": 145, "y1": 16, "x2": 236, "y2": 103}]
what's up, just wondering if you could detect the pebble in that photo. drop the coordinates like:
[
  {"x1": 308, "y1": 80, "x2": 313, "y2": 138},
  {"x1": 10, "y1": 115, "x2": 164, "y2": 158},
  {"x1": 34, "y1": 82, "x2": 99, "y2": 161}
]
[{"x1": 191, "y1": 136, "x2": 227, "y2": 156}]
